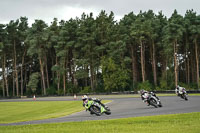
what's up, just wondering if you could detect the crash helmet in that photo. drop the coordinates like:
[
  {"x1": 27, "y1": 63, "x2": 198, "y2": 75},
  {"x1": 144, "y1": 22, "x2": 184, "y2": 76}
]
[
  {"x1": 176, "y1": 85, "x2": 180, "y2": 89},
  {"x1": 140, "y1": 89, "x2": 146, "y2": 94},
  {"x1": 82, "y1": 95, "x2": 88, "y2": 101}
]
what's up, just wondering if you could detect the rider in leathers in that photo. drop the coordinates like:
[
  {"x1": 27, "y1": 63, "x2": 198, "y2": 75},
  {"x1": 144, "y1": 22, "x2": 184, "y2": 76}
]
[
  {"x1": 175, "y1": 85, "x2": 185, "y2": 96},
  {"x1": 140, "y1": 90, "x2": 151, "y2": 106},
  {"x1": 82, "y1": 95, "x2": 108, "y2": 113}
]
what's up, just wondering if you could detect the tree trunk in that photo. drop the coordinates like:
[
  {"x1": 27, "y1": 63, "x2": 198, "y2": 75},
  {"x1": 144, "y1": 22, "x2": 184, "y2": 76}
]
[
  {"x1": 130, "y1": 45, "x2": 138, "y2": 89},
  {"x1": 24, "y1": 65, "x2": 28, "y2": 93},
  {"x1": 2, "y1": 55, "x2": 5, "y2": 97},
  {"x1": 185, "y1": 36, "x2": 190, "y2": 84},
  {"x1": 12, "y1": 58, "x2": 15, "y2": 96},
  {"x1": 14, "y1": 40, "x2": 19, "y2": 96},
  {"x1": 191, "y1": 54, "x2": 195, "y2": 83},
  {"x1": 174, "y1": 40, "x2": 178, "y2": 87},
  {"x1": 45, "y1": 55, "x2": 50, "y2": 89},
  {"x1": 90, "y1": 55, "x2": 94, "y2": 91},
  {"x1": 140, "y1": 39, "x2": 145, "y2": 82},
  {"x1": 69, "y1": 57, "x2": 74, "y2": 86},
  {"x1": 21, "y1": 49, "x2": 26, "y2": 96},
  {"x1": 185, "y1": 49, "x2": 190, "y2": 84},
  {"x1": 39, "y1": 58, "x2": 46, "y2": 95},
  {"x1": 56, "y1": 57, "x2": 60, "y2": 93},
  {"x1": 85, "y1": 65, "x2": 89, "y2": 86},
  {"x1": 3, "y1": 54, "x2": 9, "y2": 97},
  {"x1": 63, "y1": 56, "x2": 68, "y2": 95},
  {"x1": 151, "y1": 40, "x2": 157, "y2": 86},
  {"x1": 194, "y1": 38, "x2": 199, "y2": 88},
  {"x1": 57, "y1": 72, "x2": 60, "y2": 94}
]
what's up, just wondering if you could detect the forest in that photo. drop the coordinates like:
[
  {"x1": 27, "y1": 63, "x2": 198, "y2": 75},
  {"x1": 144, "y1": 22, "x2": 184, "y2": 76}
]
[{"x1": 0, "y1": 9, "x2": 200, "y2": 97}]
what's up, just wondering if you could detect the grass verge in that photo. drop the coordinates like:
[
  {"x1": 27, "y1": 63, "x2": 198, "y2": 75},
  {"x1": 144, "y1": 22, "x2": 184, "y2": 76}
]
[
  {"x1": 0, "y1": 100, "x2": 110, "y2": 124},
  {"x1": 0, "y1": 112, "x2": 199, "y2": 133}
]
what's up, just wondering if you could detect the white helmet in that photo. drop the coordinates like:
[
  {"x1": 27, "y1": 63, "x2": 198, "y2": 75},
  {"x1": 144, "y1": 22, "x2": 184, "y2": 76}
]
[{"x1": 82, "y1": 95, "x2": 88, "y2": 100}]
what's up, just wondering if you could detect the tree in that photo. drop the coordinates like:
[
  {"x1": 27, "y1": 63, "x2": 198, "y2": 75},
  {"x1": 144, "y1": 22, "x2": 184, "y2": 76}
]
[
  {"x1": 18, "y1": 17, "x2": 29, "y2": 96},
  {"x1": 119, "y1": 12, "x2": 139, "y2": 90},
  {"x1": 101, "y1": 57, "x2": 129, "y2": 91},
  {"x1": 185, "y1": 10, "x2": 200, "y2": 88},
  {"x1": 6, "y1": 20, "x2": 20, "y2": 96},
  {"x1": 77, "y1": 13, "x2": 97, "y2": 91},
  {"x1": 27, "y1": 72, "x2": 39, "y2": 93},
  {"x1": 0, "y1": 24, "x2": 8, "y2": 97},
  {"x1": 26, "y1": 20, "x2": 48, "y2": 95},
  {"x1": 131, "y1": 11, "x2": 151, "y2": 82},
  {"x1": 163, "y1": 10, "x2": 185, "y2": 87}
]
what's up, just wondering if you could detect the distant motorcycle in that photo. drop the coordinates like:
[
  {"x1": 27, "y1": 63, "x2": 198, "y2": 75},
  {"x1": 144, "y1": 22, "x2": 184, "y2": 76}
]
[
  {"x1": 177, "y1": 88, "x2": 188, "y2": 101},
  {"x1": 83, "y1": 98, "x2": 111, "y2": 116}
]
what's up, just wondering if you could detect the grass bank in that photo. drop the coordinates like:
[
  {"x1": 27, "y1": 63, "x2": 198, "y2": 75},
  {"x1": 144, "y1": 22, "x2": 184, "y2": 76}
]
[
  {"x1": 0, "y1": 100, "x2": 107, "y2": 124},
  {"x1": 0, "y1": 101, "x2": 84, "y2": 123},
  {"x1": 0, "y1": 112, "x2": 199, "y2": 133}
]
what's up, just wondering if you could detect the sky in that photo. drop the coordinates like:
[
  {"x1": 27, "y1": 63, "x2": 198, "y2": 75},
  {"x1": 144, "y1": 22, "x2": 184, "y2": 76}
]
[{"x1": 0, "y1": 0, "x2": 200, "y2": 25}]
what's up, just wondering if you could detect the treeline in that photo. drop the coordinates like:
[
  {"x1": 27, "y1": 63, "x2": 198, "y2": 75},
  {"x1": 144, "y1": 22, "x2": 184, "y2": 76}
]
[{"x1": 0, "y1": 9, "x2": 200, "y2": 97}]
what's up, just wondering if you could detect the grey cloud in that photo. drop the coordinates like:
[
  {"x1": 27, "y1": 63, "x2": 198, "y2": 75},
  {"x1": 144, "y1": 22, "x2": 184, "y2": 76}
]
[{"x1": 0, "y1": 0, "x2": 200, "y2": 24}]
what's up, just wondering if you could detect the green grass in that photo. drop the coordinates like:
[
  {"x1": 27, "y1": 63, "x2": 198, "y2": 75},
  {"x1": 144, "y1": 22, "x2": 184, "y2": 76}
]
[
  {"x1": 188, "y1": 93, "x2": 200, "y2": 96},
  {"x1": 0, "y1": 101, "x2": 82, "y2": 123},
  {"x1": 0, "y1": 100, "x2": 110, "y2": 124},
  {"x1": 0, "y1": 112, "x2": 199, "y2": 133}
]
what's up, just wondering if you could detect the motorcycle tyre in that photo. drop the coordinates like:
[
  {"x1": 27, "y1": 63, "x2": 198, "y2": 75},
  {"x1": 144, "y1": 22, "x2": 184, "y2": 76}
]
[{"x1": 90, "y1": 106, "x2": 101, "y2": 116}]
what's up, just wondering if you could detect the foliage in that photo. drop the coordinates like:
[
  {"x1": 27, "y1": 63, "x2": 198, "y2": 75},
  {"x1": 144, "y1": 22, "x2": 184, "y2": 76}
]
[
  {"x1": 137, "y1": 80, "x2": 153, "y2": 91},
  {"x1": 101, "y1": 57, "x2": 130, "y2": 92},
  {"x1": 159, "y1": 79, "x2": 168, "y2": 90},
  {"x1": 27, "y1": 72, "x2": 40, "y2": 92},
  {"x1": 46, "y1": 86, "x2": 57, "y2": 95},
  {"x1": 1, "y1": 10, "x2": 200, "y2": 96},
  {"x1": 79, "y1": 86, "x2": 91, "y2": 94}
]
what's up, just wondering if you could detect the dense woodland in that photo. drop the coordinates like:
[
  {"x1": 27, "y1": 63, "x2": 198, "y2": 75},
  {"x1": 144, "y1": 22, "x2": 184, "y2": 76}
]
[{"x1": 0, "y1": 9, "x2": 200, "y2": 97}]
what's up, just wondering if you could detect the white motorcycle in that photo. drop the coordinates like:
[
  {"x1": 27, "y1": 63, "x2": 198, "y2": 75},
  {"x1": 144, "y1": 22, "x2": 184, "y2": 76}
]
[{"x1": 177, "y1": 88, "x2": 188, "y2": 101}]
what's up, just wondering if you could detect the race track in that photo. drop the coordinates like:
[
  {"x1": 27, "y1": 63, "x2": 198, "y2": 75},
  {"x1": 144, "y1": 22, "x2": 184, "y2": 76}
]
[{"x1": 1, "y1": 96, "x2": 200, "y2": 126}]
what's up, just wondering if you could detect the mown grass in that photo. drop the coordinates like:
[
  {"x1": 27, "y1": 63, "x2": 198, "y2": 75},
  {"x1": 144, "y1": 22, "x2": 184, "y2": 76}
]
[
  {"x1": 0, "y1": 100, "x2": 111, "y2": 124},
  {"x1": 0, "y1": 112, "x2": 199, "y2": 133},
  {"x1": 0, "y1": 101, "x2": 83, "y2": 123}
]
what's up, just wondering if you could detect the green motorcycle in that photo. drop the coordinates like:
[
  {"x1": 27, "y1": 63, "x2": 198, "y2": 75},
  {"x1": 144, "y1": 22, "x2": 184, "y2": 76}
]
[{"x1": 83, "y1": 99, "x2": 111, "y2": 116}]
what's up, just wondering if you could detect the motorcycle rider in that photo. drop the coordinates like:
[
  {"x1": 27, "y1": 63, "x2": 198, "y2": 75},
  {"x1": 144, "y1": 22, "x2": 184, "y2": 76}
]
[
  {"x1": 175, "y1": 85, "x2": 185, "y2": 96},
  {"x1": 140, "y1": 90, "x2": 150, "y2": 106},
  {"x1": 82, "y1": 95, "x2": 108, "y2": 109},
  {"x1": 82, "y1": 95, "x2": 89, "y2": 107}
]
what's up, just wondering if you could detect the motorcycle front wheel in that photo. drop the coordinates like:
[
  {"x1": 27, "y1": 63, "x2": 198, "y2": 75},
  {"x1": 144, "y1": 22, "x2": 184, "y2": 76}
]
[
  {"x1": 90, "y1": 106, "x2": 101, "y2": 116},
  {"x1": 150, "y1": 98, "x2": 158, "y2": 108}
]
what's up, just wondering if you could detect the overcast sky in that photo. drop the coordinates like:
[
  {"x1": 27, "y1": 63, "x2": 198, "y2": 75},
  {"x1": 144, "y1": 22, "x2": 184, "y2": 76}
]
[{"x1": 0, "y1": 0, "x2": 200, "y2": 25}]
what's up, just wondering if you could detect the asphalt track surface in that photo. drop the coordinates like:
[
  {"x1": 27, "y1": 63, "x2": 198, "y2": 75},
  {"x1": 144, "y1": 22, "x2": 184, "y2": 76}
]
[{"x1": 1, "y1": 96, "x2": 200, "y2": 126}]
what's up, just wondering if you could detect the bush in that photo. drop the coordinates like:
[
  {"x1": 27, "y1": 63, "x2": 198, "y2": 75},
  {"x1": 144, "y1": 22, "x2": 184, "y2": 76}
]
[
  {"x1": 160, "y1": 79, "x2": 168, "y2": 90},
  {"x1": 79, "y1": 86, "x2": 91, "y2": 94},
  {"x1": 178, "y1": 82, "x2": 196, "y2": 90},
  {"x1": 137, "y1": 80, "x2": 153, "y2": 91},
  {"x1": 46, "y1": 86, "x2": 57, "y2": 95}
]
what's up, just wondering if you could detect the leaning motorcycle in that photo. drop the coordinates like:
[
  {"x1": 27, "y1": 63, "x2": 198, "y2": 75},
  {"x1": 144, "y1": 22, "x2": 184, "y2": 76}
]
[
  {"x1": 145, "y1": 92, "x2": 162, "y2": 108},
  {"x1": 83, "y1": 99, "x2": 111, "y2": 116},
  {"x1": 178, "y1": 88, "x2": 188, "y2": 101}
]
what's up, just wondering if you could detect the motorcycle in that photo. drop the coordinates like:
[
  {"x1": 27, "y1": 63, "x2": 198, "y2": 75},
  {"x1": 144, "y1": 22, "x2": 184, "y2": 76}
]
[
  {"x1": 83, "y1": 99, "x2": 111, "y2": 116},
  {"x1": 177, "y1": 88, "x2": 188, "y2": 101},
  {"x1": 143, "y1": 92, "x2": 162, "y2": 108}
]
